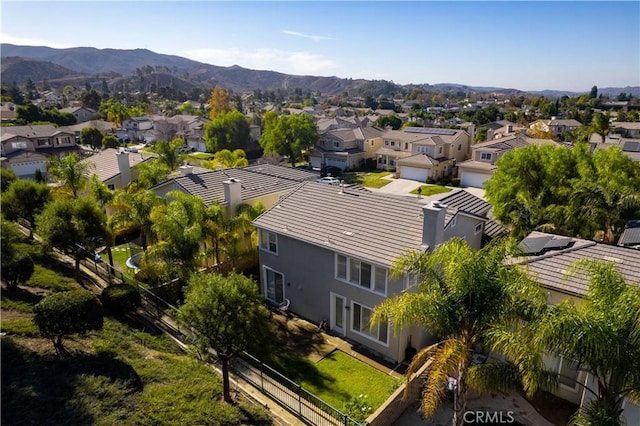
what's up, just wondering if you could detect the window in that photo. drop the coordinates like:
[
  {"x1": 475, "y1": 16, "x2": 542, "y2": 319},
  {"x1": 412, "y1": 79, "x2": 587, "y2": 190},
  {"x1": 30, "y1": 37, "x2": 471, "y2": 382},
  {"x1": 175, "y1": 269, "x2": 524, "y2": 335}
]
[
  {"x1": 438, "y1": 146, "x2": 443, "y2": 154},
  {"x1": 259, "y1": 229, "x2": 277, "y2": 254},
  {"x1": 404, "y1": 142, "x2": 408, "y2": 150},
  {"x1": 336, "y1": 254, "x2": 386, "y2": 294},
  {"x1": 384, "y1": 141, "x2": 389, "y2": 146},
  {"x1": 333, "y1": 141, "x2": 340, "y2": 148},
  {"x1": 352, "y1": 302, "x2": 389, "y2": 345},
  {"x1": 558, "y1": 357, "x2": 580, "y2": 390},
  {"x1": 107, "y1": 184, "x2": 115, "y2": 190},
  {"x1": 390, "y1": 141, "x2": 395, "y2": 147},
  {"x1": 458, "y1": 144, "x2": 462, "y2": 151},
  {"x1": 475, "y1": 223, "x2": 483, "y2": 234},
  {"x1": 480, "y1": 152, "x2": 492, "y2": 161},
  {"x1": 264, "y1": 268, "x2": 284, "y2": 304},
  {"x1": 11, "y1": 141, "x2": 27, "y2": 150},
  {"x1": 405, "y1": 274, "x2": 418, "y2": 290}
]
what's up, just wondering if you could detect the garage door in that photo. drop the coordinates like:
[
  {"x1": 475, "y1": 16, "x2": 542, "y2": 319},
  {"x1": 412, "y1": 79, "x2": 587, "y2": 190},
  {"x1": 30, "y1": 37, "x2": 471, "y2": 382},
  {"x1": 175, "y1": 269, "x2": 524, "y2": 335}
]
[
  {"x1": 326, "y1": 158, "x2": 347, "y2": 170},
  {"x1": 460, "y1": 171, "x2": 490, "y2": 188},
  {"x1": 400, "y1": 166, "x2": 428, "y2": 182},
  {"x1": 309, "y1": 156, "x2": 322, "y2": 170}
]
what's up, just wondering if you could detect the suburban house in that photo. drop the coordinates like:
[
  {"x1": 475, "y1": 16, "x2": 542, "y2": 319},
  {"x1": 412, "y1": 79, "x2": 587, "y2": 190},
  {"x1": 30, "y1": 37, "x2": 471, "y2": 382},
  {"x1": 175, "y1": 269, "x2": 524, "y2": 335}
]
[
  {"x1": 529, "y1": 118, "x2": 582, "y2": 138},
  {"x1": 610, "y1": 121, "x2": 640, "y2": 139},
  {"x1": 513, "y1": 231, "x2": 640, "y2": 424},
  {"x1": 376, "y1": 127, "x2": 471, "y2": 182},
  {"x1": 59, "y1": 106, "x2": 96, "y2": 123},
  {"x1": 308, "y1": 126, "x2": 384, "y2": 171},
  {"x1": 456, "y1": 134, "x2": 560, "y2": 188},
  {"x1": 151, "y1": 163, "x2": 317, "y2": 217},
  {"x1": 589, "y1": 134, "x2": 640, "y2": 162},
  {"x1": 80, "y1": 148, "x2": 154, "y2": 190},
  {"x1": 0, "y1": 102, "x2": 18, "y2": 122},
  {"x1": 0, "y1": 124, "x2": 79, "y2": 178},
  {"x1": 252, "y1": 182, "x2": 489, "y2": 363},
  {"x1": 482, "y1": 120, "x2": 525, "y2": 141},
  {"x1": 66, "y1": 119, "x2": 117, "y2": 142},
  {"x1": 121, "y1": 114, "x2": 210, "y2": 149}
]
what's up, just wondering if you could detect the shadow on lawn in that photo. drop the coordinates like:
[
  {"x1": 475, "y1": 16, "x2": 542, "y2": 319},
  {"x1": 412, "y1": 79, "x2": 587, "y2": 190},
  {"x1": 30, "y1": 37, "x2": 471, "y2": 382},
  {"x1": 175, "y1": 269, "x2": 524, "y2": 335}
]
[{"x1": 1, "y1": 337, "x2": 142, "y2": 426}]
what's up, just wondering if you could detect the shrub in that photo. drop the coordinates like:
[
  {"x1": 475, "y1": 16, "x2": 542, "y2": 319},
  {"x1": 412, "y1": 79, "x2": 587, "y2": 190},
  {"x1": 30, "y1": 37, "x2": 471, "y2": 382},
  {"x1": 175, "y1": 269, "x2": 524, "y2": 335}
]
[
  {"x1": 101, "y1": 284, "x2": 142, "y2": 315},
  {"x1": 1, "y1": 253, "x2": 35, "y2": 289},
  {"x1": 451, "y1": 177, "x2": 461, "y2": 187},
  {"x1": 344, "y1": 394, "x2": 373, "y2": 422},
  {"x1": 33, "y1": 290, "x2": 104, "y2": 356}
]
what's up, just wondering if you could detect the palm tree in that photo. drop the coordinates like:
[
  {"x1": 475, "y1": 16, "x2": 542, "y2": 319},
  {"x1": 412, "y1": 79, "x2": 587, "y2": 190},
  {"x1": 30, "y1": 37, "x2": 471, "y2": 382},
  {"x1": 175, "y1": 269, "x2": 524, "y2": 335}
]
[
  {"x1": 534, "y1": 260, "x2": 640, "y2": 425},
  {"x1": 212, "y1": 149, "x2": 249, "y2": 169},
  {"x1": 107, "y1": 189, "x2": 164, "y2": 251},
  {"x1": 372, "y1": 238, "x2": 546, "y2": 426},
  {"x1": 46, "y1": 153, "x2": 92, "y2": 198},
  {"x1": 590, "y1": 112, "x2": 610, "y2": 143},
  {"x1": 202, "y1": 201, "x2": 226, "y2": 267}
]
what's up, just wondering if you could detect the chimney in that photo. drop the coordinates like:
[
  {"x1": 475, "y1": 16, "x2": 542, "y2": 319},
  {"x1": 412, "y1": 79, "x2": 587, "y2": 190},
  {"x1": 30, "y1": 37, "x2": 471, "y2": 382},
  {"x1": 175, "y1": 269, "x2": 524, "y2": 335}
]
[
  {"x1": 422, "y1": 201, "x2": 447, "y2": 251},
  {"x1": 179, "y1": 164, "x2": 193, "y2": 176},
  {"x1": 223, "y1": 178, "x2": 242, "y2": 215},
  {"x1": 116, "y1": 151, "x2": 131, "y2": 187}
]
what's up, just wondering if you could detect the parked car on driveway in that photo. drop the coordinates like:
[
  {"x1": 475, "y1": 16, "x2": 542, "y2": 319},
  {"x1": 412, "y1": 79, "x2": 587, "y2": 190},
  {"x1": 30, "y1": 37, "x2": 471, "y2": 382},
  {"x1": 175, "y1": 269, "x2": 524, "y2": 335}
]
[
  {"x1": 320, "y1": 166, "x2": 342, "y2": 177},
  {"x1": 316, "y1": 177, "x2": 342, "y2": 185},
  {"x1": 177, "y1": 146, "x2": 195, "y2": 153}
]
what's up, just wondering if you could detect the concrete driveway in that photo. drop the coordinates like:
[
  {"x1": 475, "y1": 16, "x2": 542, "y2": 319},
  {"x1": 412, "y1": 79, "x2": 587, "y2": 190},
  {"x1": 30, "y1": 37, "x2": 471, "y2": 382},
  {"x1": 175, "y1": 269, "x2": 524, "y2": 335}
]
[{"x1": 367, "y1": 177, "x2": 425, "y2": 196}]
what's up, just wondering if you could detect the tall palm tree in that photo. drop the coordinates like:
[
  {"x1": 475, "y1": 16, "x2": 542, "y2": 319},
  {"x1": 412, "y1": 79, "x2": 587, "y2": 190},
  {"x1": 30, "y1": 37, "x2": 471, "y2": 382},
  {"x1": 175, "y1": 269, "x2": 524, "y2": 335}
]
[
  {"x1": 372, "y1": 238, "x2": 546, "y2": 426},
  {"x1": 46, "y1": 153, "x2": 92, "y2": 199},
  {"x1": 535, "y1": 260, "x2": 640, "y2": 425},
  {"x1": 590, "y1": 112, "x2": 610, "y2": 143},
  {"x1": 107, "y1": 189, "x2": 164, "y2": 251},
  {"x1": 202, "y1": 201, "x2": 226, "y2": 267}
]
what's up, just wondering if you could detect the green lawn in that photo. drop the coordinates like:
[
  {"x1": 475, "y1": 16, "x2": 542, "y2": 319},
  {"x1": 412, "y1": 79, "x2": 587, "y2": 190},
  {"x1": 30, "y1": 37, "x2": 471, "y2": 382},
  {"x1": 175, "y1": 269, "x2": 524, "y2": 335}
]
[
  {"x1": 189, "y1": 152, "x2": 215, "y2": 160},
  {"x1": 298, "y1": 350, "x2": 397, "y2": 413},
  {"x1": 342, "y1": 171, "x2": 392, "y2": 188},
  {"x1": 411, "y1": 185, "x2": 452, "y2": 196},
  {"x1": 104, "y1": 243, "x2": 142, "y2": 279}
]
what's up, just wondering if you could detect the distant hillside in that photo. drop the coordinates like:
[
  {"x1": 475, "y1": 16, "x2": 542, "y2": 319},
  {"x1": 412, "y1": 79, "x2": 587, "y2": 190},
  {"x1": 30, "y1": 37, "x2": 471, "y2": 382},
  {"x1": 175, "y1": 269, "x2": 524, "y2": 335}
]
[{"x1": 1, "y1": 44, "x2": 638, "y2": 98}]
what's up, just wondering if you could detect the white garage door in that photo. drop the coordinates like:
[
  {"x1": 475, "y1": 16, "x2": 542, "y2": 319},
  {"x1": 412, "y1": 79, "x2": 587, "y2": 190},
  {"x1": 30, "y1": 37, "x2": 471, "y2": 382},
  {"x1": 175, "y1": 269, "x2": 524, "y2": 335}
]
[
  {"x1": 326, "y1": 158, "x2": 347, "y2": 170},
  {"x1": 400, "y1": 166, "x2": 429, "y2": 182},
  {"x1": 309, "y1": 156, "x2": 322, "y2": 170},
  {"x1": 460, "y1": 171, "x2": 490, "y2": 188},
  {"x1": 12, "y1": 162, "x2": 46, "y2": 177}
]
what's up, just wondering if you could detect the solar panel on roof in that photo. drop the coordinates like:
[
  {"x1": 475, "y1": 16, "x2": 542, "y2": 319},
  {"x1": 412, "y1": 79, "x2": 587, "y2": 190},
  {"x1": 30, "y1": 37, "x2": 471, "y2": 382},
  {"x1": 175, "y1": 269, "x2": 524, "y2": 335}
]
[
  {"x1": 622, "y1": 141, "x2": 640, "y2": 152},
  {"x1": 518, "y1": 235, "x2": 552, "y2": 254},
  {"x1": 403, "y1": 127, "x2": 457, "y2": 136},
  {"x1": 543, "y1": 236, "x2": 572, "y2": 250}
]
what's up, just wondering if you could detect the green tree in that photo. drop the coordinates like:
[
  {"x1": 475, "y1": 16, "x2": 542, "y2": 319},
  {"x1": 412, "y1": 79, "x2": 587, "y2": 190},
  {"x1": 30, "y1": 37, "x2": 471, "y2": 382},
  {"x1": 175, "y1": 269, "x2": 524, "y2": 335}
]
[
  {"x1": 0, "y1": 179, "x2": 52, "y2": 237},
  {"x1": 35, "y1": 197, "x2": 108, "y2": 274},
  {"x1": 589, "y1": 111, "x2": 610, "y2": 143},
  {"x1": 46, "y1": 153, "x2": 91, "y2": 199},
  {"x1": 108, "y1": 189, "x2": 164, "y2": 251},
  {"x1": 177, "y1": 272, "x2": 271, "y2": 402},
  {"x1": 1, "y1": 253, "x2": 35, "y2": 290},
  {"x1": 1, "y1": 169, "x2": 17, "y2": 192},
  {"x1": 135, "y1": 159, "x2": 171, "y2": 189},
  {"x1": 102, "y1": 134, "x2": 119, "y2": 149},
  {"x1": 531, "y1": 260, "x2": 640, "y2": 425},
  {"x1": 88, "y1": 175, "x2": 114, "y2": 209},
  {"x1": 203, "y1": 110, "x2": 251, "y2": 152},
  {"x1": 80, "y1": 89, "x2": 102, "y2": 111},
  {"x1": 154, "y1": 138, "x2": 184, "y2": 170},
  {"x1": 80, "y1": 127, "x2": 103, "y2": 150},
  {"x1": 375, "y1": 114, "x2": 402, "y2": 130},
  {"x1": 33, "y1": 290, "x2": 104, "y2": 356},
  {"x1": 259, "y1": 112, "x2": 318, "y2": 167},
  {"x1": 210, "y1": 149, "x2": 249, "y2": 169},
  {"x1": 372, "y1": 238, "x2": 546, "y2": 426}
]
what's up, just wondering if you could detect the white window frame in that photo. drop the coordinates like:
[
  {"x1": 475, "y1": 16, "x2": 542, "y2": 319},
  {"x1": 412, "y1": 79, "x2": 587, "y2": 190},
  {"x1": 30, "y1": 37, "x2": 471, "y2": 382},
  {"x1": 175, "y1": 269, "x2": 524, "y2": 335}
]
[
  {"x1": 335, "y1": 253, "x2": 387, "y2": 295},
  {"x1": 351, "y1": 301, "x2": 389, "y2": 346},
  {"x1": 11, "y1": 141, "x2": 27, "y2": 150},
  {"x1": 259, "y1": 229, "x2": 278, "y2": 254},
  {"x1": 263, "y1": 266, "x2": 285, "y2": 304},
  {"x1": 438, "y1": 146, "x2": 443, "y2": 154},
  {"x1": 557, "y1": 356, "x2": 582, "y2": 392}
]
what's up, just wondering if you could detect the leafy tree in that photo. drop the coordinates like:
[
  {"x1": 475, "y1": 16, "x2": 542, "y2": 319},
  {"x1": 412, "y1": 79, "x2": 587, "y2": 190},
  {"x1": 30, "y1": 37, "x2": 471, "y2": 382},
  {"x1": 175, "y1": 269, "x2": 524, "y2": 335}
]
[
  {"x1": 80, "y1": 127, "x2": 104, "y2": 150},
  {"x1": 153, "y1": 138, "x2": 184, "y2": 170},
  {"x1": 0, "y1": 179, "x2": 52, "y2": 237},
  {"x1": 46, "y1": 153, "x2": 92, "y2": 199},
  {"x1": 0, "y1": 215, "x2": 19, "y2": 266},
  {"x1": 33, "y1": 290, "x2": 104, "y2": 356},
  {"x1": 88, "y1": 175, "x2": 114, "y2": 208},
  {"x1": 177, "y1": 272, "x2": 271, "y2": 403},
  {"x1": 529, "y1": 260, "x2": 639, "y2": 425},
  {"x1": 34, "y1": 168, "x2": 46, "y2": 184},
  {"x1": 35, "y1": 197, "x2": 108, "y2": 274},
  {"x1": 8, "y1": 81, "x2": 24, "y2": 104},
  {"x1": 101, "y1": 284, "x2": 142, "y2": 316},
  {"x1": 1, "y1": 168, "x2": 17, "y2": 192},
  {"x1": 259, "y1": 112, "x2": 318, "y2": 167},
  {"x1": 203, "y1": 110, "x2": 251, "y2": 152},
  {"x1": 372, "y1": 238, "x2": 546, "y2": 426},
  {"x1": 108, "y1": 189, "x2": 164, "y2": 251},
  {"x1": 102, "y1": 134, "x2": 119, "y2": 149},
  {"x1": 208, "y1": 86, "x2": 232, "y2": 120},
  {"x1": 375, "y1": 114, "x2": 402, "y2": 130},
  {"x1": 589, "y1": 85, "x2": 598, "y2": 99},
  {"x1": 80, "y1": 89, "x2": 102, "y2": 111},
  {"x1": 135, "y1": 159, "x2": 171, "y2": 189},
  {"x1": 589, "y1": 111, "x2": 610, "y2": 143},
  {"x1": 1, "y1": 253, "x2": 35, "y2": 290}
]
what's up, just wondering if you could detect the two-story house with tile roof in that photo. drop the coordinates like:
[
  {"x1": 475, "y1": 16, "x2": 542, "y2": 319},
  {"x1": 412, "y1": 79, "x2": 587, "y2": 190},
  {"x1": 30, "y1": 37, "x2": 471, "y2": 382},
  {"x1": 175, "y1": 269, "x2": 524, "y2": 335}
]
[
  {"x1": 308, "y1": 126, "x2": 384, "y2": 171},
  {"x1": 80, "y1": 148, "x2": 155, "y2": 190},
  {"x1": 377, "y1": 127, "x2": 471, "y2": 182},
  {"x1": 513, "y1": 231, "x2": 640, "y2": 424},
  {"x1": 529, "y1": 118, "x2": 583, "y2": 138},
  {"x1": 610, "y1": 121, "x2": 640, "y2": 139},
  {"x1": 456, "y1": 134, "x2": 560, "y2": 188},
  {"x1": 252, "y1": 182, "x2": 489, "y2": 363}
]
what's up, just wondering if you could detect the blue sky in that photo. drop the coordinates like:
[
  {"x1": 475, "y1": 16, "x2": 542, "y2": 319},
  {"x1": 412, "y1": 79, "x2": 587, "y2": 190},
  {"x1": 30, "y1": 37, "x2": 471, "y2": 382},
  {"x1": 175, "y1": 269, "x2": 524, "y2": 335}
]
[{"x1": 1, "y1": 1, "x2": 639, "y2": 92}]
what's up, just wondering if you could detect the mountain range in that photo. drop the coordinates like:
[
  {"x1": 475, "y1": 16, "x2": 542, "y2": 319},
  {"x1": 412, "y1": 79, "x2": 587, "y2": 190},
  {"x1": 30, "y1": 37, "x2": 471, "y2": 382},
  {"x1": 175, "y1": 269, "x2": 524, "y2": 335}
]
[{"x1": 1, "y1": 44, "x2": 638, "y2": 98}]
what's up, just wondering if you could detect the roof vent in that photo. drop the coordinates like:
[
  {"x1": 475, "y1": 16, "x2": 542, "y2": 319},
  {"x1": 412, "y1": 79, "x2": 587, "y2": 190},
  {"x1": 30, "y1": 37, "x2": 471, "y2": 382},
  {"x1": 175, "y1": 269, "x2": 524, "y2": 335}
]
[{"x1": 343, "y1": 231, "x2": 354, "y2": 236}]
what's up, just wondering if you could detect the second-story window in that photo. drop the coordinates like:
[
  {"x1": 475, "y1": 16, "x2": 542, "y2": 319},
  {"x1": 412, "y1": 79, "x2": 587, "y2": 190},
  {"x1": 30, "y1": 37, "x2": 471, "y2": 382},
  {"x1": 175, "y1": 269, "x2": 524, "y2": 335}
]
[
  {"x1": 481, "y1": 152, "x2": 492, "y2": 161},
  {"x1": 336, "y1": 254, "x2": 386, "y2": 295},
  {"x1": 259, "y1": 229, "x2": 278, "y2": 254},
  {"x1": 405, "y1": 142, "x2": 408, "y2": 150}
]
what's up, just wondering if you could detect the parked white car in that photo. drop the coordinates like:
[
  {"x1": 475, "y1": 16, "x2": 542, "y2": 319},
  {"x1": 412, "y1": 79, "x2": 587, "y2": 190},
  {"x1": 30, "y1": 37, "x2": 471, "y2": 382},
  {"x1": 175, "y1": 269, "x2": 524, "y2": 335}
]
[{"x1": 316, "y1": 177, "x2": 341, "y2": 185}]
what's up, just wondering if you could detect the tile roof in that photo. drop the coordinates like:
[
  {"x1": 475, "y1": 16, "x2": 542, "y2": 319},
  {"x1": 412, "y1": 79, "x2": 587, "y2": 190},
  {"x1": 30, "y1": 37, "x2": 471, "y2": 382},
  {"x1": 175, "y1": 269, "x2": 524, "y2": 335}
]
[
  {"x1": 456, "y1": 160, "x2": 497, "y2": 171},
  {"x1": 436, "y1": 189, "x2": 492, "y2": 216},
  {"x1": 513, "y1": 231, "x2": 640, "y2": 297},
  {"x1": 159, "y1": 164, "x2": 316, "y2": 207},
  {"x1": 397, "y1": 153, "x2": 439, "y2": 166},
  {"x1": 253, "y1": 181, "x2": 430, "y2": 266},
  {"x1": 81, "y1": 148, "x2": 152, "y2": 183}
]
